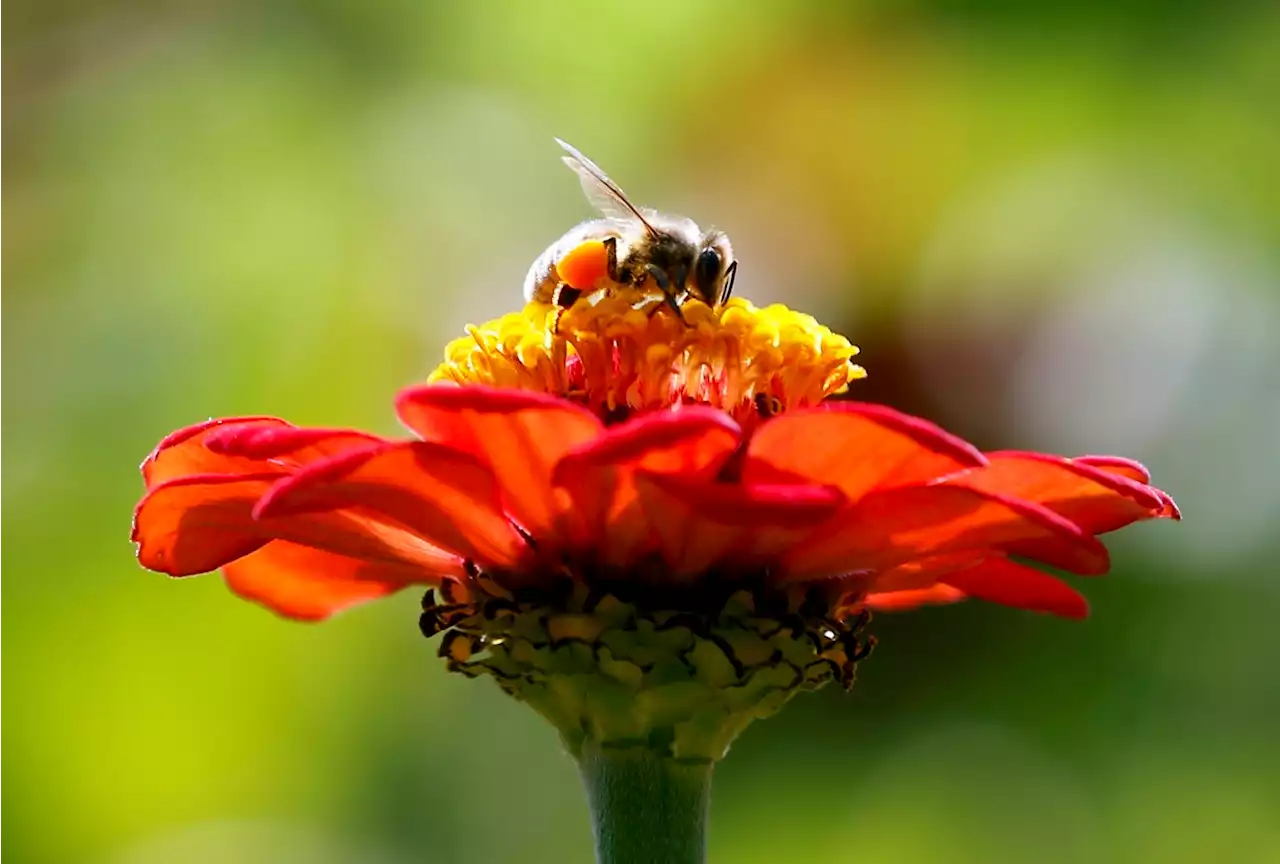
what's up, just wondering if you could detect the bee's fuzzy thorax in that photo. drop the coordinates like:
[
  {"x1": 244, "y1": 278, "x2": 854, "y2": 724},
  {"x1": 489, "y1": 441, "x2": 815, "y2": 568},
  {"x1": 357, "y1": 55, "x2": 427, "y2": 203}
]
[{"x1": 429, "y1": 290, "x2": 865, "y2": 427}]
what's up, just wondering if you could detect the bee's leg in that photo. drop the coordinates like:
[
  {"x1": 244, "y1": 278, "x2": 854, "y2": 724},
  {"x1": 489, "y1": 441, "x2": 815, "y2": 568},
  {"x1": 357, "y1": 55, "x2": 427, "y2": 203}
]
[
  {"x1": 552, "y1": 283, "x2": 583, "y2": 309},
  {"x1": 602, "y1": 236, "x2": 621, "y2": 283},
  {"x1": 660, "y1": 290, "x2": 687, "y2": 323},
  {"x1": 644, "y1": 264, "x2": 687, "y2": 324},
  {"x1": 673, "y1": 264, "x2": 688, "y2": 296},
  {"x1": 549, "y1": 283, "x2": 582, "y2": 335}
]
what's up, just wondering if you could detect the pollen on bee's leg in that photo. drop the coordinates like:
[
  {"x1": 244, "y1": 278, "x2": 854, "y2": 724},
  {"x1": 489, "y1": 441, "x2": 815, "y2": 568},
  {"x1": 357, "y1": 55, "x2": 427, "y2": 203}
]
[{"x1": 556, "y1": 239, "x2": 611, "y2": 291}]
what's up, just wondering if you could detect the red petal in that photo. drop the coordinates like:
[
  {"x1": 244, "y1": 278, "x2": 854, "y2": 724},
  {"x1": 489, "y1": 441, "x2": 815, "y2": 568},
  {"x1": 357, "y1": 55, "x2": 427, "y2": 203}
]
[
  {"x1": 141, "y1": 417, "x2": 385, "y2": 489},
  {"x1": 256, "y1": 441, "x2": 527, "y2": 569},
  {"x1": 863, "y1": 584, "x2": 967, "y2": 611},
  {"x1": 952, "y1": 451, "x2": 1164, "y2": 534},
  {"x1": 1074, "y1": 455, "x2": 1152, "y2": 483},
  {"x1": 783, "y1": 483, "x2": 1109, "y2": 580},
  {"x1": 942, "y1": 557, "x2": 1089, "y2": 619},
  {"x1": 142, "y1": 418, "x2": 288, "y2": 487},
  {"x1": 204, "y1": 424, "x2": 383, "y2": 461},
  {"x1": 222, "y1": 541, "x2": 428, "y2": 621},
  {"x1": 552, "y1": 408, "x2": 742, "y2": 555},
  {"x1": 1153, "y1": 489, "x2": 1182, "y2": 520},
  {"x1": 636, "y1": 473, "x2": 844, "y2": 578},
  {"x1": 554, "y1": 408, "x2": 741, "y2": 481},
  {"x1": 746, "y1": 403, "x2": 986, "y2": 501},
  {"x1": 396, "y1": 385, "x2": 602, "y2": 541},
  {"x1": 398, "y1": 384, "x2": 594, "y2": 425},
  {"x1": 133, "y1": 473, "x2": 277, "y2": 575}
]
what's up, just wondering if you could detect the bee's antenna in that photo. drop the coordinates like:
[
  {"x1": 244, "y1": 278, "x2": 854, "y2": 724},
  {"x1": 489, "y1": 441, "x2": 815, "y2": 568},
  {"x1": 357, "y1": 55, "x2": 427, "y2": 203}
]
[{"x1": 721, "y1": 260, "x2": 738, "y2": 304}]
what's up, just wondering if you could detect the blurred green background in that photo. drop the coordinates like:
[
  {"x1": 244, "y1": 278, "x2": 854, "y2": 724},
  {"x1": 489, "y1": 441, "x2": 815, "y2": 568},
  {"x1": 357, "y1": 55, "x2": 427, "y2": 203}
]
[{"x1": 6, "y1": 1, "x2": 1280, "y2": 861}]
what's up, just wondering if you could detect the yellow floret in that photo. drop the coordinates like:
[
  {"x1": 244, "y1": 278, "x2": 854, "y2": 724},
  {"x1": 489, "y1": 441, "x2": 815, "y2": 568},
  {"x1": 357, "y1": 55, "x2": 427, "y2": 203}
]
[{"x1": 429, "y1": 290, "x2": 865, "y2": 423}]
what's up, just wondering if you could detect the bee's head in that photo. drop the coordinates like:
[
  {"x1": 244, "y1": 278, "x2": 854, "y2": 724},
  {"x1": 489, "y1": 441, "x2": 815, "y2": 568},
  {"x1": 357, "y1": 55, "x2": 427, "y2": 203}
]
[
  {"x1": 635, "y1": 219, "x2": 737, "y2": 309},
  {"x1": 688, "y1": 231, "x2": 736, "y2": 307}
]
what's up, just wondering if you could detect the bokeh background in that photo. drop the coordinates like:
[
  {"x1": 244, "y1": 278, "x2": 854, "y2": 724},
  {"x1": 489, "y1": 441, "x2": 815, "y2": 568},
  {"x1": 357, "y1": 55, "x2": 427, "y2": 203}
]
[{"x1": 6, "y1": 0, "x2": 1280, "y2": 861}]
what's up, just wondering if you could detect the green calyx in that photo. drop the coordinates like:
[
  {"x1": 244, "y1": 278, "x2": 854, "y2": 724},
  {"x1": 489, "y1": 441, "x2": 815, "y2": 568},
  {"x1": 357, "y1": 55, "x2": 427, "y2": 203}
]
[{"x1": 420, "y1": 578, "x2": 874, "y2": 762}]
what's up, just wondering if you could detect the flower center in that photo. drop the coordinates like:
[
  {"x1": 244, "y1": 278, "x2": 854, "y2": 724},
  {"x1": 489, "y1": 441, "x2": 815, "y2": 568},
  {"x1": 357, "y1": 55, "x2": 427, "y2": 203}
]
[
  {"x1": 421, "y1": 575, "x2": 875, "y2": 762},
  {"x1": 430, "y1": 290, "x2": 865, "y2": 426}
]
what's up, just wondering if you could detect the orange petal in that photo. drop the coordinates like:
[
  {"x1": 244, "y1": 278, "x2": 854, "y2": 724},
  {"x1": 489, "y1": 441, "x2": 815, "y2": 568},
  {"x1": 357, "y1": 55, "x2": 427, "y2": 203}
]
[
  {"x1": 863, "y1": 584, "x2": 967, "y2": 611},
  {"x1": 865, "y1": 551, "x2": 989, "y2": 593},
  {"x1": 269, "y1": 513, "x2": 466, "y2": 576},
  {"x1": 1069, "y1": 455, "x2": 1180, "y2": 520},
  {"x1": 783, "y1": 484, "x2": 1109, "y2": 580},
  {"x1": 142, "y1": 418, "x2": 287, "y2": 487},
  {"x1": 222, "y1": 541, "x2": 429, "y2": 621},
  {"x1": 636, "y1": 473, "x2": 844, "y2": 579},
  {"x1": 833, "y1": 552, "x2": 985, "y2": 615},
  {"x1": 256, "y1": 441, "x2": 527, "y2": 570},
  {"x1": 952, "y1": 451, "x2": 1164, "y2": 534},
  {"x1": 396, "y1": 385, "x2": 602, "y2": 542},
  {"x1": 134, "y1": 472, "x2": 464, "y2": 578},
  {"x1": 133, "y1": 473, "x2": 277, "y2": 575},
  {"x1": 552, "y1": 408, "x2": 741, "y2": 556},
  {"x1": 746, "y1": 403, "x2": 985, "y2": 501},
  {"x1": 141, "y1": 417, "x2": 382, "y2": 488},
  {"x1": 942, "y1": 556, "x2": 1089, "y2": 619}
]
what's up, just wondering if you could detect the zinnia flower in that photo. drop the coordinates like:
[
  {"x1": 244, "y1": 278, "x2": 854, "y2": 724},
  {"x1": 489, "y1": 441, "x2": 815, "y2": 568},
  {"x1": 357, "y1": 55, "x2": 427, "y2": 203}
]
[{"x1": 132, "y1": 290, "x2": 1177, "y2": 861}]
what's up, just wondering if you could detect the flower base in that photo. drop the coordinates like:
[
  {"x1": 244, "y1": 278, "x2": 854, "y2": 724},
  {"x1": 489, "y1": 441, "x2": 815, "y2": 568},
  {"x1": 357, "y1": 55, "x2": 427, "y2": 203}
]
[{"x1": 421, "y1": 575, "x2": 874, "y2": 762}]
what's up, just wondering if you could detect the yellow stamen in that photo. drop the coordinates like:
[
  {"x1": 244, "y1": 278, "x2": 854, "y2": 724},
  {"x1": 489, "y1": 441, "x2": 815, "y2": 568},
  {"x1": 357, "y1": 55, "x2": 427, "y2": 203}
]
[{"x1": 430, "y1": 290, "x2": 865, "y2": 423}]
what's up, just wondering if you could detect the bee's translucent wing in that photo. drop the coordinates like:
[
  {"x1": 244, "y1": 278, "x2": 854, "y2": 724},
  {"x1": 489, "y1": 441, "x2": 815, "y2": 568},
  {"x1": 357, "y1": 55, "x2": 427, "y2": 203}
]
[{"x1": 555, "y1": 138, "x2": 658, "y2": 236}]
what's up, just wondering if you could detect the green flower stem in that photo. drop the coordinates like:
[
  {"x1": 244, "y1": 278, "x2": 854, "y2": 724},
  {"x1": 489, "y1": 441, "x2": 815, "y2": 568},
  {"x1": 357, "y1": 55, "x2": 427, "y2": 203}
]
[
  {"x1": 578, "y1": 745, "x2": 714, "y2": 864},
  {"x1": 424, "y1": 585, "x2": 871, "y2": 861}
]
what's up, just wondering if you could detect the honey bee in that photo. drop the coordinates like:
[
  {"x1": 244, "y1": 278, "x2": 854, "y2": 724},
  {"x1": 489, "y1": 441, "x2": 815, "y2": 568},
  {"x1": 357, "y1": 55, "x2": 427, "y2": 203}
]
[{"x1": 523, "y1": 139, "x2": 737, "y2": 318}]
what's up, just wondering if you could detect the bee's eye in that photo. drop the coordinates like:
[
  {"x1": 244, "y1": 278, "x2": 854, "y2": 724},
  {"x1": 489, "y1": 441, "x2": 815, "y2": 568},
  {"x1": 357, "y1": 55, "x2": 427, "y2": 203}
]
[{"x1": 694, "y1": 248, "x2": 722, "y2": 294}]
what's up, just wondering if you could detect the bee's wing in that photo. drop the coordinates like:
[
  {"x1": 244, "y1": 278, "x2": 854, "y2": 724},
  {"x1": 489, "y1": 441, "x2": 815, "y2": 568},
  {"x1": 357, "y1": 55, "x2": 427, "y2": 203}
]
[{"x1": 555, "y1": 138, "x2": 658, "y2": 237}]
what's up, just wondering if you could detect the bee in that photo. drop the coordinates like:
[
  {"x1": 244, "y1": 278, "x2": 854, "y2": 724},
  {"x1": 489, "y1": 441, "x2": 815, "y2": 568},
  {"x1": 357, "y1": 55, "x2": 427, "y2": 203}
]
[{"x1": 523, "y1": 139, "x2": 738, "y2": 318}]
